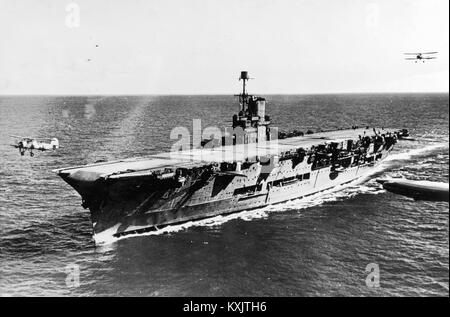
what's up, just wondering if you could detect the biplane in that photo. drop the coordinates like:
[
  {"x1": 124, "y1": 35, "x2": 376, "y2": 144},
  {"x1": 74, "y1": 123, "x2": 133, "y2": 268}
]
[
  {"x1": 10, "y1": 135, "x2": 60, "y2": 157},
  {"x1": 404, "y1": 52, "x2": 438, "y2": 63}
]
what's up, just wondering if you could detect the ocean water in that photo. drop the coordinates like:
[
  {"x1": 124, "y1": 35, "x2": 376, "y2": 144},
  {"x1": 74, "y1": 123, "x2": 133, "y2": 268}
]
[{"x1": 0, "y1": 93, "x2": 448, "y2": 296}]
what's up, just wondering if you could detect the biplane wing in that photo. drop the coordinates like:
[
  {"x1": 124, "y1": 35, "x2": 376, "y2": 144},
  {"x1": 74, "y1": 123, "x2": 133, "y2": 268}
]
[
  {"x1": 9, "y1": 135, "x2": 54, "y2": 142},
  {"x1": 404, "y1": 52, "x2": 438, "y2": 55},
  {"x1": 9, "y1": 134, "x2": 34, "y2": 141}
]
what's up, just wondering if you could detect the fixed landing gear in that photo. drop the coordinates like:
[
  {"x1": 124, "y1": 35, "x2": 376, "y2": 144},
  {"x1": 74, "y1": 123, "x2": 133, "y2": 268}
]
[{"x1": 18, "y1": 142, "x2": 25, "y2": 156}]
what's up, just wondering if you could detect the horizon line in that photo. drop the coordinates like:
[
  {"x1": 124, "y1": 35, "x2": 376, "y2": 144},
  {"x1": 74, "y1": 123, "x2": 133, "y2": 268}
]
[{"x1": 0, "y1": 91, "x2": 448, "y2": 97}]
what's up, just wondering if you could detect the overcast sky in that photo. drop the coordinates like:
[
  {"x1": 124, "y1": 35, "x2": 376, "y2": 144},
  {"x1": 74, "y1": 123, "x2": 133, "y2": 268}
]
[{"x1": 0, "y1": 0, "x2": 448, "y2": 94}]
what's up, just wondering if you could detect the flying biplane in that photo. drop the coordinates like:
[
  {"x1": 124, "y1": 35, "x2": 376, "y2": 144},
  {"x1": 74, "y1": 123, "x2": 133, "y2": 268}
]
[
  {"x1": 10, "y1": 135, "x2": 60, "y2": 157},
  {"x1": 404, "y1": 52, "x2": 438, "y2": 63}
]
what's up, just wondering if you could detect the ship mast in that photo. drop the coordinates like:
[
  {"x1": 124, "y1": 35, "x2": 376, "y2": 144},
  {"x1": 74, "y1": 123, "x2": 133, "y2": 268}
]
[{"x1": 238, "y1": 71, "x2": 250, "y2": 112}]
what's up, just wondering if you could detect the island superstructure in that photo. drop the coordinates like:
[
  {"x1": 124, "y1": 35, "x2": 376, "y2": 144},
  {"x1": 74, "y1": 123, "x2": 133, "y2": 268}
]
[{"x1": 54, "y1": 72, "x2": 409, "y2": 243}]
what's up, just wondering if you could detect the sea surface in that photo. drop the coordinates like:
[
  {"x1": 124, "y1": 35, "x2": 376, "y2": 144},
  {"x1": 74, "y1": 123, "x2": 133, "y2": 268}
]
[{"x1": 0, "y1": 93, "x2": 448, "y2": 296}]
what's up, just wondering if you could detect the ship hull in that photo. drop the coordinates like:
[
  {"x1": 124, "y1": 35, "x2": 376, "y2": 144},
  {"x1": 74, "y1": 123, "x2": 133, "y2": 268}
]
[{"x1": 78, "y1": 151, "x2": 389, "y2": 244}]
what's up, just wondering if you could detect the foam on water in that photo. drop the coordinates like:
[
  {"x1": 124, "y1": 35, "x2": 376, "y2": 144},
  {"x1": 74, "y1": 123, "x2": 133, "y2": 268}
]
[
  {"x1": 383, "y1": 142, "x2": 448, "y2": 162},
  {"x1": 94, "y1": 208, "x2": 271, "y2": 245}
]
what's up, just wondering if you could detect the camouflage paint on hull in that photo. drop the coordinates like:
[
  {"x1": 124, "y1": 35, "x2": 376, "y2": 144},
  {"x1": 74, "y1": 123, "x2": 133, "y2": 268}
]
[{"x1": 59, "y1": 145, "x2": 393, "y2": 244}]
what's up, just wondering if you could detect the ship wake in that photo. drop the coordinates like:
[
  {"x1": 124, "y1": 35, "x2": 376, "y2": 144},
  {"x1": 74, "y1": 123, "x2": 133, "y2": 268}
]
[{"x1": 382, "y1": 142, "x2": 448, "y2": 163}]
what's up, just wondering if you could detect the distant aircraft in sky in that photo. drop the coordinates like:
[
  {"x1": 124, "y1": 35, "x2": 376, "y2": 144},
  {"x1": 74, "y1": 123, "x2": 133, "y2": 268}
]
[{"x1": 404, "y1": 52, "x2": 438, "y2": 63}]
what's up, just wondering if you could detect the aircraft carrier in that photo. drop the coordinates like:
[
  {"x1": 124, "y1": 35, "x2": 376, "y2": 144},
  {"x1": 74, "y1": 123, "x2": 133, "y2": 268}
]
[{"x1": 54, "y1": 71, "x2": 409, "y2": 243}]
